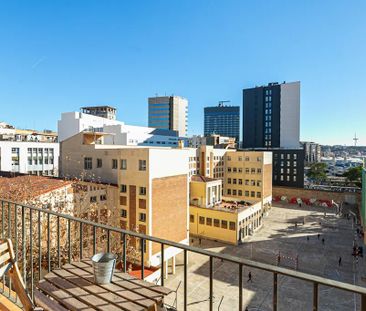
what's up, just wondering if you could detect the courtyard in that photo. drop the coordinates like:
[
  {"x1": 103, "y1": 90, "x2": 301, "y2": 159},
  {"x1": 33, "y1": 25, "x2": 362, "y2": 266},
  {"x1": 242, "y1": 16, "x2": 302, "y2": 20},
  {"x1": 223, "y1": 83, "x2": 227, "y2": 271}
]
[{"x1": 164, "y1": 203, "x2": 365, "y2": 310}]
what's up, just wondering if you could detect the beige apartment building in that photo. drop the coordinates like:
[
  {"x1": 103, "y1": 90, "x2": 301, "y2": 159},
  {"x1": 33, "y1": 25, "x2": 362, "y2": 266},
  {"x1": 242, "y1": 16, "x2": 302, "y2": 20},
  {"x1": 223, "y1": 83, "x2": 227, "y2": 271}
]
[{"x1": 60, "y1": 131, "x2": 189, "y2": 270}]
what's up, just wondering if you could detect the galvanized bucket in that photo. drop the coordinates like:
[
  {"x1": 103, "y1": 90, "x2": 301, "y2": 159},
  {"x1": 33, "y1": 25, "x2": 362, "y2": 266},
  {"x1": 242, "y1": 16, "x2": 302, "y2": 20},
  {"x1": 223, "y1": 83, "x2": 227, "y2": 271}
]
[{"x1": 91, "y1": 252, "x2": 117, "y2": 284}]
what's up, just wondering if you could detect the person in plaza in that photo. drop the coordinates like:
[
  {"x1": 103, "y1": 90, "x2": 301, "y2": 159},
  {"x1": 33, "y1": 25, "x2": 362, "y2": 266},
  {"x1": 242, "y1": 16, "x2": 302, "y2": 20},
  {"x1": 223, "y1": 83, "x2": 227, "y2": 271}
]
[
  {"x1": 307, "y1": 236, "x2": 309, "y2": 242},
  {"x1": 247, "y1": 272, "x2": 252, "y2": 283},
  {"x1": 338, "y1": 257, "x2": 342, "y2": 266},
  {"x1": 317, "y1": 233, "x2": 320, "y2": 240},
  {"x1": 322, "y1": 237, "x2": 325, "y2": 245}
]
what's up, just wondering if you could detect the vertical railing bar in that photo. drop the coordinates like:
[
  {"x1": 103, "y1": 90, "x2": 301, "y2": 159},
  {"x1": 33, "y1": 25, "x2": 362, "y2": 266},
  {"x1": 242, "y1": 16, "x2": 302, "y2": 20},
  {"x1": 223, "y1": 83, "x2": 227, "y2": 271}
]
[
  {"x1": 93, "y1": 226, "x2": 96, "y2": 255},
  {"x1": 8, "y1": 203, "x2": 12, "y2": 298},
  {"x1": 209, "y1": 256, "x2": 213, "y2": 311},
  {"x1": 14, "y1": 204, "x2": 18, "y2": 261},
  {"x1": 273, "y1": 272, "x2": 278, "y2": 311},
  {"x1": 107, "y1": 229, "x2": 110, "y2": 253},
  {"x1": 47, "y1": 213, "x2": 51, "y2": 273},
  {"x1": 38, "y1": 210, "x2": 41, "y2": 281},
  {"x1": 141, "y1": 238, "x2": 145, "y2": 280},
  {"x1": 1, "y1": 201, "x2": 4, "y2": 238},
  {"x1": 30, "y1": 209, "x2": 34, "y2": 300},
  {"x1": 184, "y1": 249, "x2": 188, "y2": 311},
  {"x1": 57, "y1": 216, "x2": 61, "y2": 268},
  {"x1": 313, "y1": 282, "x2": 318, "y2": 311},
  {"x1": 161, "y1": 243, "x2": 164, "y2": 287},
  {"x1": 68, "y1": 219, "x2": 71, "y2": 263},
  {"x1": 239, "y1": 264, "x2": 243, "y2": 311},
  {"x1": 21, "y1": 205, "x2": 26, "y2": 290},
  {"x1": 122, "y1": 233, "x2": 126, "y2": 273},
  {"x1": 79, "y1": 222, "x2": 83, "y2": 260}
]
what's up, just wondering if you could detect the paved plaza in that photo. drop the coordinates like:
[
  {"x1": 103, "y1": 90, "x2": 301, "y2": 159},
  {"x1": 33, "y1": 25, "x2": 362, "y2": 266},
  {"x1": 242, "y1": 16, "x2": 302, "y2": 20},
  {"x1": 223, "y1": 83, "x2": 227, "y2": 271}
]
[{"x1": 164, "y1": 203, "x2": 365, "y2": 310}]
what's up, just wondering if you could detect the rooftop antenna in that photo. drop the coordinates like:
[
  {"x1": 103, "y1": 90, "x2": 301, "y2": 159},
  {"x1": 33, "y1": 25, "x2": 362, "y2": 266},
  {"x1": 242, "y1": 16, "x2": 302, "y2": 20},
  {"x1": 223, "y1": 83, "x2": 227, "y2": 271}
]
[
  {"x1": 218, "y1": 100, "x2": 230, "y2": 107},
  {"x1": 353, "y1": 133, "x2": 359, "y2": 146}
]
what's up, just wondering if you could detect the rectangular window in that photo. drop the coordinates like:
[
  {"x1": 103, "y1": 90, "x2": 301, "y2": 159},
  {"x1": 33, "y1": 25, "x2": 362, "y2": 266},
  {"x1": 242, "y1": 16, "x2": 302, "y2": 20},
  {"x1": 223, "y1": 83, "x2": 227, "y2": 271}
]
[
  {"x1": 97, "y1": 158, "x2": 102, "y2": 168},
  {"x1": 214, "y1": 219, "x2": 220, "y2": 227},
  {"x1": 257, "y1": 168, "x2": 262, "y2": 174},
  {"x1": 227, "y1": 189, "x2": 231, "y2": 195},
  {"x1": 90, "y1": 196, "x2": 97, "y2": 203},
  {"x1": 233, "y1": 167, "x2": 237, "y2": 173},
  {"x1": 228, "y1": 167, "x2": 232, "y2": 172},
  {"x1": 120, "y1": 196, "x2": 127, "y2": 205},
  {"x1": 120, "y1": 159, "x2": 127, "y2": 170},
  {"x1": 112, "y1": 159, "x2": 118, "y2": 169},
  {"x1": 206, "y1": 218, "x2": 212, "y2": 226},
  {"x1": 233, "y1": 189, "x2": 237, "y2": 195},
  {"x1": 245, "y1": 168, "x2": 250, "y2": 173},
  {"x1": 121, "y1": 209, "x2": 127, "y2": 218},
  {"x1": 139, "y1": 187, "x2": 147, "y2": 195},
  {"x1": 139, "y1": 160, "x2": 147, "y2": 171},
  {"x1": 227, "y1": 156, "x2": 231, "y2": 161},
  {"x1": 139, "y1": 199, "x2": 146, "y2": 209},
  {"x1": 120, "y1": 184, "x2": 127, "y2": 193},
  {"x1": 84, "y1": 157, "x2": 92, "y2": 170},
  {"x1": 257, "y1": 192, "x2": 261, "y2": 198},
  {"x1": 233, "y1": 179, "x2": 237, "y2": 184},
  {"x1": 190, "y1": 215, "x2": 194, "y2": 223},
  {"x1": 221, "y1": 220, "x2": 228, "y2": 229},
  {"x1": 245, "y1": 191, "x2": 249, "y2": 196},
  {"x1": 139, "y1": 213, "x2": 146, "y2": 222},
  {"x1": 199, "y1": 216, "x2": 205, "y2": 224},
  {"x1": 238, "y1": 190, "x2": 242, "y2": 196},
  {"x1": 238, "y1": 179, "x2": 243, "y2": 185},
  {"x1": 100, "y1": 194, "x2": 107, "y2": 201},
  {"x1": 251, "y1": 191, "x2": 255, "y2": 197},
  {"x1": 251, "y1": 168, "x2": 256, "y2": 174},
  {"x1": 229, "y1": 222, "x2": 236, "y2": 231}
]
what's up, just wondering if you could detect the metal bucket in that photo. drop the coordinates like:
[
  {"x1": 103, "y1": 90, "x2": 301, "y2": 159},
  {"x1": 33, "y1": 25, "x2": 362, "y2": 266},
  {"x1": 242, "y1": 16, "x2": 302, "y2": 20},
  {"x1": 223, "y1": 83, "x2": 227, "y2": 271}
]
[{"x1": 91, "y1": 252, "x2": 117, "y2": 284}]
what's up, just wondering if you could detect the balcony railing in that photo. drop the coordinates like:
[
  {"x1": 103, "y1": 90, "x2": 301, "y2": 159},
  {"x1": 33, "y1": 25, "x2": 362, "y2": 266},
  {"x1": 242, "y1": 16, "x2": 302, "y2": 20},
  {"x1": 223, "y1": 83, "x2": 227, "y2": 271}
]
[{"x1": 1, "y1": 198, "x2": 366, "y2": 310}]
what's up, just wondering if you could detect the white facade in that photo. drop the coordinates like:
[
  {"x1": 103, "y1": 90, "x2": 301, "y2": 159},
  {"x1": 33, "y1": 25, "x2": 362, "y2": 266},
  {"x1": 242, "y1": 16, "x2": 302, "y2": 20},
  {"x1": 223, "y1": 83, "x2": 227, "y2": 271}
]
[
  {"x1": 280, "y1": 81, "x2": 300, "y2": 148},
  {"x1": 58, "y1": 111, "x2": 179, "y2": 146},
  {"x1": 0, "y1": 141, "x2": 59, "y2": 176}
]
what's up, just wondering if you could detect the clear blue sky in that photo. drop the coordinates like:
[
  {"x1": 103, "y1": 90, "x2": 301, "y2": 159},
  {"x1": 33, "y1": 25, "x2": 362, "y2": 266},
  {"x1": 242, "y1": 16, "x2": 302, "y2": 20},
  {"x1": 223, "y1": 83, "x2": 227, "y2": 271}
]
[{"x1": 1, "y1": 1, "x2": 365, "y2": 145}]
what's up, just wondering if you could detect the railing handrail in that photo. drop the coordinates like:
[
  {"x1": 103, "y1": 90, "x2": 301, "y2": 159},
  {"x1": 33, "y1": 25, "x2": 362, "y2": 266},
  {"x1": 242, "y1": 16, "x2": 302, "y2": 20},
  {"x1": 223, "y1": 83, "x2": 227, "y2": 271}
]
[{"x1": 2, "y1": 198, "x2": 366, "y2": 297}]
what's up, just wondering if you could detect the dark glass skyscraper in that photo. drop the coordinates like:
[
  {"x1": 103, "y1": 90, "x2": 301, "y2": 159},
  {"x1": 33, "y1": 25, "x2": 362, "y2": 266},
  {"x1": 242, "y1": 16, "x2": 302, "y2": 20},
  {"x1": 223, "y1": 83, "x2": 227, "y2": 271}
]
[{"x1": 204, "y1": 105, "x2": 240, "y2": 142}]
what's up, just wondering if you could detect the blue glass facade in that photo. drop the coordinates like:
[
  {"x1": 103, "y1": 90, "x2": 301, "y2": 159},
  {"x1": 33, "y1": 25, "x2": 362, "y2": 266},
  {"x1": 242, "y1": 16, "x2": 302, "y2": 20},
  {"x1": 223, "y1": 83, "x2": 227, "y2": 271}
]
[
  {"x1": 204, "y1": 106, "x2": 240, "y2": 142},
  {"x1": 148, "y1": 102, "x2": 170, "y2": 129}
]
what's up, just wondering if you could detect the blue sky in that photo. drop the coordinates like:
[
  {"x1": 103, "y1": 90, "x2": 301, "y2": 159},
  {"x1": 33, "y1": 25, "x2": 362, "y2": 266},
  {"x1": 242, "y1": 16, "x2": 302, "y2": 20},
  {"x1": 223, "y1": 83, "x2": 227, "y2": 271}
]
[{"x1": 0, "y1": 1, "x2": 365, "y2": 145}]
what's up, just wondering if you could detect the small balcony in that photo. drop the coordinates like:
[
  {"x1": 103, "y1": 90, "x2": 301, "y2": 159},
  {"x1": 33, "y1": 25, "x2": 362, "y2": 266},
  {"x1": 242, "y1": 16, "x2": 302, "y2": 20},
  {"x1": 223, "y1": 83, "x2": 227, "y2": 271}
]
[{"x1": 0, "y1": 198, "x2": 366, "y2": 310}]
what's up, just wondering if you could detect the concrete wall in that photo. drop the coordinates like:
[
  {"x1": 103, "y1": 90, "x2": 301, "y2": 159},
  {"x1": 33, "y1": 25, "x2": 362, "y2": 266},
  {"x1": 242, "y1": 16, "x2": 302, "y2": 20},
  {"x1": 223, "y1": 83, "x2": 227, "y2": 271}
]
[{"x1": 273, "y1": 186, "x2": 361, "y2": 205}]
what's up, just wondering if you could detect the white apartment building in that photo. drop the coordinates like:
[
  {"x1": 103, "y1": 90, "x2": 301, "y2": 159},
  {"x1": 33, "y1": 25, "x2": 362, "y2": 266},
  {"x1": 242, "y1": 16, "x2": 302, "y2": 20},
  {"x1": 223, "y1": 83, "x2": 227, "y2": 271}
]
[
  {"x1": 0, "y1": 141, "x2": 59, "y2": 176},
  {"x1": 58, "y1": 109, "x2": 179, "y2": 146}
]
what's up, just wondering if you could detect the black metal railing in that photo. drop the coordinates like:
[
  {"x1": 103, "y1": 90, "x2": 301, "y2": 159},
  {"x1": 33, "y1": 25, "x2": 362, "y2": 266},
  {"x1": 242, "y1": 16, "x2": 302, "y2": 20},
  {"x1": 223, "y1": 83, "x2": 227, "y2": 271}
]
[{"x1": 1, "y1": 198, "x2": 366, "y2": 310}]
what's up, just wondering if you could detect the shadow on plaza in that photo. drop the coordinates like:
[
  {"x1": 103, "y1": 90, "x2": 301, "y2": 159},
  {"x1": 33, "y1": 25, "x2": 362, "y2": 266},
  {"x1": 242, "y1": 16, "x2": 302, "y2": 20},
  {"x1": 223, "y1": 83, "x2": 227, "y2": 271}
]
[{"x1": 188, "y1": 205, "x2": 361, "y2": 311}]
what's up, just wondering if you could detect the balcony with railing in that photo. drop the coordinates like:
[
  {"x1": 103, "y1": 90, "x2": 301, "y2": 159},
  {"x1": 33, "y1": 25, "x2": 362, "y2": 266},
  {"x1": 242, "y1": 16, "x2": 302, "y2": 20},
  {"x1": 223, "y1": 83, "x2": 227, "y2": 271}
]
[{"x1": 0, "y1": 198, "x2": 366, "y2": 310}]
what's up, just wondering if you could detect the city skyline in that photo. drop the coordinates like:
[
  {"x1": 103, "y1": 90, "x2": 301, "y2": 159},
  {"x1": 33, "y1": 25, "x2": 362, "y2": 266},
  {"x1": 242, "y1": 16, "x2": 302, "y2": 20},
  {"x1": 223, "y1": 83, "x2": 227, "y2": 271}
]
[{"x1": 1, "y1": 1, "x2": 365, "y2": 145}]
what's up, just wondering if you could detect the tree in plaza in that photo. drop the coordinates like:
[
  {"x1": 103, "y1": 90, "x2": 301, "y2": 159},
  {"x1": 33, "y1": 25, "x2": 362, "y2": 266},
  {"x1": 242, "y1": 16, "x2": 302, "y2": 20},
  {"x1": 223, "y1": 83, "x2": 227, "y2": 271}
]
[
  {"x1": 307, "y1": 162, "x2": 328, "y2": 182},
  {"x1": 343, "y1": 166, "x2": 363, "y2": 187}
]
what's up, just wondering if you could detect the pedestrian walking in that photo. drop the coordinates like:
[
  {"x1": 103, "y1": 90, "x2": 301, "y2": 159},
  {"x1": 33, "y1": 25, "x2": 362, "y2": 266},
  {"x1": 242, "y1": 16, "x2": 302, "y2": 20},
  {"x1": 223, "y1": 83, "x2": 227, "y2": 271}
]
[
  {"x1": 245, "y1": 308, "x2": 249, "y2": 311},
  {"x1": 307, "y1": 236, "x2": 309, "y2": 242},
  {"x1": 338, "y1": 257, "x2": 342, "y2": 266},
  {"x1": 322, "y1": 238, "x2": 325, "y2": 245},
  {"x1": 247, "y1": 272, "x2": 252, "y2": 283},
  {"x1": 317, "y1": 233, "x2": 320, "y2": 240}
]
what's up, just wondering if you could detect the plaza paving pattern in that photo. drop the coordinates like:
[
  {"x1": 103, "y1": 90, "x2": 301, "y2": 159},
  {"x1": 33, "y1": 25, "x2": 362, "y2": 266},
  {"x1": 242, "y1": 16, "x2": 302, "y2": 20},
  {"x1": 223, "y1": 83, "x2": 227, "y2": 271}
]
[{"x1": 163, "y1": 204, "x2": 365, "y2": 310}]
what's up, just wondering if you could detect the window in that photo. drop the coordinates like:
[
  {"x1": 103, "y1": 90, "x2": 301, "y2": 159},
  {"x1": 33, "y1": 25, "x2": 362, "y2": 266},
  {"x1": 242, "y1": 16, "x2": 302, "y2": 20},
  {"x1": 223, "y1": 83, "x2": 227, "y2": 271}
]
[
  {"x1": 251, "y1": 191, "x2": 255, "y2": 197},
  {"x1": 238, "y1": 179, "x2": 243, "y2": 185},
  {"x1": 229, "y1": 222, "x2": 236, "y2": 231},
  {"x1": 233, "y1": 167, "x2": 237, "y2": 173},
  {"x1": 238, "y1": 157, "x2": 242, "y2": 161},
  {"x1": 120, "y1": 196, "x2": 127, "y2": 205},
  {"x1": 121, "y1": 159, "x2": 127, "y2": 170},
  {"x1": 199, "y1": 216, "x2": 205, "y2": 224},
  {"x1": 293, "y1": 176, "x2": 297, "y2": 182},
  {"x1": 90, "y1": 196, "x2": 97, "y2": 203},
  {"x1": 139, "y1": 213, "x2": 146, "y2": 222},
  {"x1": 97, "y1": 159, "x2": 102, "y2": 168},
  {"x1": 112, "y1": 159, "x2": 118, "y2": 169},
  {"x1": 251, "y1": 180, "x2": 255, "y2": 186},
  {"x1": 257, "y1": 192, "x2": 261, "y2": 198},
  {"x1": 139, "y1": 160, "x2": 147, "y2": 171},
  {"x1": 257, "y1": 181, "x2": 262, "y2": 187},
  {"x1": 206, "y1": 218, "x2": 212, "y2": 226},
  {"x1": 84, "y1": 157, "x2": 92, "y2": 170},
  {"x1": 100, "y1": 194, "x2": 107, "y2": 201},
  {"x1": 251, "y1": 168, "x2": 256, "y2": 174},
  {"x1": 228, "y1": 167, "x2": 232, "y2": 172},
  {"x1": 214, "y1": 219, "x2": 220, "y2": 227},
  {"x1": 188, "y1": 214, "x2": 195, "y2": 223},
  {"x1": 245, "y1": 168, "x2": 250, "y2": 173},
  {"x1": 227, "y1": 156, "x2": 231, "y2": 161},
  {"x1": 221, "y1": 220, "x2": 228, "y2": 229},
  {"x1": 245, "y1": 157, "x2": 249, "y2": 161},
  {"x1": 139, "y1": 187, "x2": 147, "y2": 195},
  {"x1": 233, "y1": 179, "x2": 237, "y2": 184},
  {"x1": 238, "y1": 168, "x2": 242, "y2": 173},
  {"x1": 257, "y1": 168, "x2": 262, "y2": 174},
  {"x1": 227, "y1": 178, "x2": 231, "y2": 184},
  {"x1": 120, "y1": 184, "x2": 127, "y2": 193},
  {"x1": 238, "y1": 190, "x2": 242, "y2": 196},
  {"x1": 227, "y1": 189, "x2": 231, "y2": 195},
  {"x1": 139, "y1": 199, "x2": 146, "y2": 209},
  {"x1": 245, "y1": 191, "x2": 249, "y2": 196},
  {"x1": 245, "y1": 179, "x2": 249, "y2": 185},
  {"x1": 121, "y1": 209, "x2": 127, "y2": 218},
  {"x1": 233, "y1": 190, "x2": 237, "y2": 195}
]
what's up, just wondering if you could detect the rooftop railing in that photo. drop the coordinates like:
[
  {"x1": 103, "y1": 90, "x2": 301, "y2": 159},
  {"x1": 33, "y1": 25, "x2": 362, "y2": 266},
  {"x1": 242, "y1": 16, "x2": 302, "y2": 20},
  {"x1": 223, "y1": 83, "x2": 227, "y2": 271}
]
[{"x1": 0, "y1": 198, "x2": 366, "y2": 310}]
